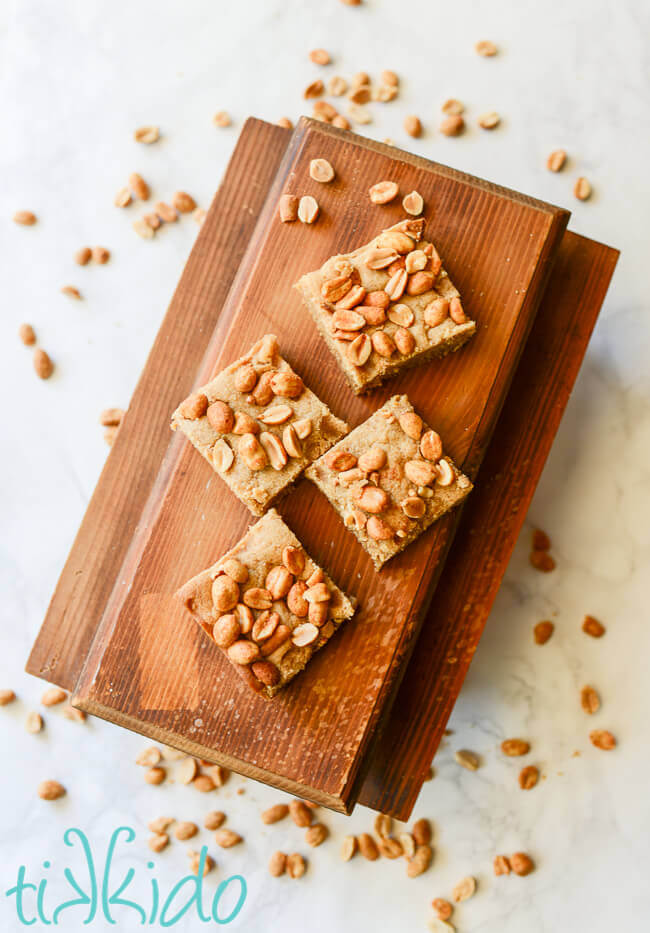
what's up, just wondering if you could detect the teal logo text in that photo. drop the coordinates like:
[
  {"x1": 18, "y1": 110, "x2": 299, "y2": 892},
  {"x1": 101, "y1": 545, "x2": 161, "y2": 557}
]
[{"x1": 5, "y1": 826, "x2": 247, "y2": 926}]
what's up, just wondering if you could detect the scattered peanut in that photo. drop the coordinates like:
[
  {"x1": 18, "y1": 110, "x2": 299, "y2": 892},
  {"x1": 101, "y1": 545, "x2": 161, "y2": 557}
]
[
  {"x1": 74, "y1": 246, "x2": 92, "y2": 265},
  {"x1": 358, "y1": 832, "x2": 379, "y2": 861},
  {"x1": 304, "y1": 79, "x2": 324, "y2": 99},
  {"x1": 478, "y1": 111, "x2": 500, "y2": 130},
  {"x1": 369, "y1": 180, "x2": 399, "y2": 204},
  {"x1": 547, "y1": 149, "x2": 567, "y2": 172},
  {"x1": 510, "y1": 852, "x2": 535, "y2": 876},
  {"x1": 18, "y1": 324, "x2": 36, "y2": 346},
  {"x1": 136, "y1": 747, "x2": 162, "y2": 767},
  {"x1": 215, "y1": 829, "x2": 242, "y2": 848},
  {"x1": 530, "y1": 549, "x2": 556, "y2": 572},
  {"x1": 455, "y1": 749, "x2": 480, "y2": 771},
  {"x1": 148, "y1": 833, "x2": 169, "y2": 853},
  {"x1": 13, "y1": 210, "x2": 37, "y2": 225},
  {"x1": 134, "y1": 125, "x2": 159, "y2": 144},
  {"x1": 305, "y1": 823, "x2": 328, "y2": 847},
  {"x1": 286, "y1": 853, "x2": 307, "y2": 879},
  {"x1": 114, "y1": 187, "x2": 132, "y2": 207},
  {"x1": 406, "y1": 844, "x2": 432, "y2": 877},
  {"x1": 99, "y1": 408, "x2": 124, "y2": 427},
  {"x1": 172, "y1": 191, "x2": 196, "y2": 213},
  {"x1": 174, "y1": 821, "x2": 198, "y2": 841},
  {"x1": 25, "y1": 712, "x2": 44, "y2": 733},
  {"x1": 574, "y1": 177, "x2": 592, "y2": 201},
  {"x1": 590, "y1": 729, "x2": 616, "y2": 750},
  {"x1": 41, "y1": 686, "x2": 67, "y2": 707},
  {"x1": 193, "y1": 774, "x2": 217, "y2": 793},
  {"x1": 402, "y1": 190, "x2": 423, "y2": 215},
  {"x1": 204, "y1": 811, "x2": 226, "y2": 830},
  {"x1": 518, "y1": 765, "x2": 539, "y2": 790},
  {"x1": 404, "y1": 115, "x2": 422, "y2": 138},
  {"x1": 533, "y1": 620, "x2": 554, "y2": 644},
  {"x1": 262, "y1": 803, "x2": 289, "y2": 824},
  {"x1": 129, "y1": 173, "x2": 150, "y2": 201},
  {"x1": 309, "y1": 158, "x2": 335, "y2": 183},
  {"x1": 582, "y1": 615, "x2": 605, "y2": 638},
  {"x1": 340, "y1": 835, "x2": 358, "y2": 861},
  {"x1": 289, "y1": 799, "x2": 313, "y2": 827},
  {"x1": 475, "y1": 39, "x2": 498, "y2": 57},
  {"x1": 298, "y1": 196, "x2": 319, "y2": 224},
  {"x1": 33, "y1": 349, "x2": 54, "y2": 380},
  {"x1": 440, "y1": 114, "x2": 465, "y2": 136},
  {"x1": 309, "y1": 48, "x2": 331, "y2": 65},
  {"x1": 581, "y1": 685, "x2": 601, "y2": 714},
  {"x1": 452, "y1": 875, "x2": 476, "y2": 902},
  {"x1": 279, "y1": 194, "x2": 299, "y2": 223},
  {"x1": 432, "y1": 900, "x2": 453, "y2": 925},
  {"x1": 412, "y1": 818, "x2": 432, "y2": 846},
  {"x1": 269, "y1": 851, "x2": 287, "y2": 877},
  {"x1": 501, "y1": 738, "x2": 530, "y2": 757},
  {"x1": 148, "y1": 816, "x2": 174, "y2": 833},
  {"x1": 144, "y1": 767, "x2": 166, "y2": 785},
  {"x1": 38, "y1": 780, "x2": 66, "y2": 801},
  {"x1": 91, "y1": 246, "x2": 110, "y2": 264}
]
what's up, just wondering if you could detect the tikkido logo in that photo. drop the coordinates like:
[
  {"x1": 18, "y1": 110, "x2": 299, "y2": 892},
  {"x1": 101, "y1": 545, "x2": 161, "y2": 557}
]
[{"x1": 5, "y1": 827, "x2": 247, "y2": 926}]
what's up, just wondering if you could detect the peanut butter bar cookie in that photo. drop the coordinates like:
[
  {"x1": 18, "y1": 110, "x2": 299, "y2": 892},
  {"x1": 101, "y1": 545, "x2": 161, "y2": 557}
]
[
  {"x1": 171, "y1": 335, "x2": 348, "y2": 515},
  {"x1": 176, "y1": 509, "x2": 356, "y2": 697},
  {"x1": 305, "y1": 395, "x2": 472, "y2": 568},
  {"x1": 294, "y1": 219, "x2": 476, "y2": 393}
]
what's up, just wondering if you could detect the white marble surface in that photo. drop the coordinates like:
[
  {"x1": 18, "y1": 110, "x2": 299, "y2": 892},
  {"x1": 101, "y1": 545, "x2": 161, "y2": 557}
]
[{"x1": 1, "y1": 0, "x2": 649, "y2": 929}]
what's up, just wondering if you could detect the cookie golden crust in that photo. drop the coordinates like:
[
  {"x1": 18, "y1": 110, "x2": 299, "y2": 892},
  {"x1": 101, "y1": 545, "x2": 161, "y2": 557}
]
[
  {"x1": 171, "y1": 335, "x2": 348, "y2": 515},
  {"x1": 176, "y1": 510, "x2": 356, "y2": 697},
  {"x1": 306, "y1": 395, "x2": 472, "y2": 568},
  {"x1": 294, "y1": 219, "x2": 476, "y2": 394}
]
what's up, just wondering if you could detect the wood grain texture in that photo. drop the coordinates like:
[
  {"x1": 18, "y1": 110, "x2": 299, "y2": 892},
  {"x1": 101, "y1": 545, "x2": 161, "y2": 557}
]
[
  {"x1": 27, "y1": 118, "x2": 568, "y2": 812},
  {"x1": 358, "y1": 231, "x2": 619, "y2": 818}
]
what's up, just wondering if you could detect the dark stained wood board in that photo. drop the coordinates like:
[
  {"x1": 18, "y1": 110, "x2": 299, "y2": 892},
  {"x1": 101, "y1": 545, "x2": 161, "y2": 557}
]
[
  {"x1": 358, "y1": 231, "x2": 619, "y2": 818},
  {"x1": 27, "y1": 117, "x2": 568, "y2": 813}
]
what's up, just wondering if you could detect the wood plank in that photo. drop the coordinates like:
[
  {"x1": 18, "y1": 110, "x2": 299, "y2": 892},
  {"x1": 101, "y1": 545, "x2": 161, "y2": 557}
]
[
  {"x1": 67, "y1": 118, "x2": 567, "y2": 813},
  {"x1": 358, "y1": 231, "x2": 619, "y2": 818}
]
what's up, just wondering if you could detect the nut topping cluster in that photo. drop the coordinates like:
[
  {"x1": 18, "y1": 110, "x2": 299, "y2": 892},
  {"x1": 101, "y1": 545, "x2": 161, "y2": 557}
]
[
  {"x1": 176, "y1": 337, "x2": 313, "y2": 478},
  {"x1": 190, "y1": 551, "x2": 345, "y2": 695},
  {"x1": 306, "y1": 220, "x2": 471, "y2": 386},
  {"x1": 306, "y1": 395, "x2": 471, "y2": 568},
  {"x1": 177, "y1": 510, "x2": 356, "y2": 696},
  {"x1": 326, "y1": 407, "x2": 454, "y2": 544}
]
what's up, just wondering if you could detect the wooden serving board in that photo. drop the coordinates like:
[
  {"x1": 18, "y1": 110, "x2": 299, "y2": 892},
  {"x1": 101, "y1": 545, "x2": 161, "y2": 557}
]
[
  {"x1": 27, "y1": 118, "x2": 568, "y2": 813},
  {"x1": 358, "y1": 230, "x2": 619, "y2": 818}
]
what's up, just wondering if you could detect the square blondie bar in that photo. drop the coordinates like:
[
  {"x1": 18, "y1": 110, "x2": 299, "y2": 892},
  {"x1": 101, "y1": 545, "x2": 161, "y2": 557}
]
[
  {"x1": 176, "y1": 509, "x2": 356, "y2": 697},
  {"x1": 294, "y1": 218, "x2": 476, "y2": 393},
  {"x1": 305, "y1": 395, "x2": 472, "y2": 568},
  {"x1": 171, "y1": 335, "x2": 348, "y2": 515}
]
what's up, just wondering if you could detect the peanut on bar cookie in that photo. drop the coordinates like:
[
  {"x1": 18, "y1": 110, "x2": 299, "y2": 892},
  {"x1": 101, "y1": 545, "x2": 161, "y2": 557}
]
[
  {"x1": 171, "y1": 335, "x2": 348, "y2": 515},
  {"x1": 176, "y1": 509, "x2": 356, "y2": 697},
  {"x1": 294, "y1": 218, "x2": 476, "y2": 394},
  {"x1": 305, "y1": 395, "x2": 472, "y2": 568}
]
